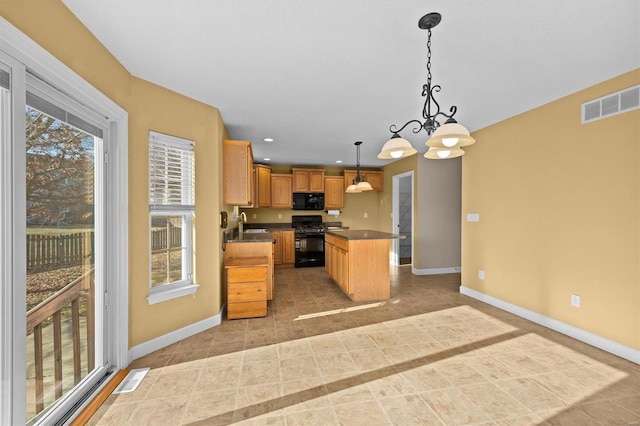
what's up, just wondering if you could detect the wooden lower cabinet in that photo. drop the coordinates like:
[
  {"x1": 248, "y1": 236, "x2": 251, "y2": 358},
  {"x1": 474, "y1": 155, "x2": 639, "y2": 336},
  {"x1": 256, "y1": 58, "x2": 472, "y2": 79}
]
[
  {"x1": 282, "y1": 230, "x2": 295, "y2": 265},
  {"x1": 324, "y1": 234, "x2": 349, "y2": 294},
  {"x1": 272, "y1": 230, "x2": 283, "y2": 264},
  {"x1": 225, "y1": 257, "x2": 268, "y2": 319},
  {"x1": 224, "y1": 241, "x2": 274, "y2": 300},
  {"x1": 324, "y1": 234, "x2": 390, "y2": 301},
  {"x1": 272, "y1": 229, "x2": 295, "y2": 267}
]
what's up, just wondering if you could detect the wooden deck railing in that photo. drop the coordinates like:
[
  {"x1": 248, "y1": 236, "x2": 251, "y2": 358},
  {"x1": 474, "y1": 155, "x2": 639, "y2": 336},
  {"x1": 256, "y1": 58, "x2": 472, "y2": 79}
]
[{"x1": 26, "y1": 267, "x2": 94, "y2": 415}]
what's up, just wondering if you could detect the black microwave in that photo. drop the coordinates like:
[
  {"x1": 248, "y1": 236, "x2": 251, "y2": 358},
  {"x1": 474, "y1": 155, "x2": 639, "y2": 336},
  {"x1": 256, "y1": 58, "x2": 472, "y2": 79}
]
[{"x1": 292, "y1": 192, "x2": 324, "y2": 210}]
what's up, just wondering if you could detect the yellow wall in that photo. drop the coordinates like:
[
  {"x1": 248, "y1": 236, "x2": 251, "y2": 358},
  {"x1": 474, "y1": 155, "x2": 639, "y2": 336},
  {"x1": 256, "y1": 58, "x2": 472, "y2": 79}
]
[
  {"x1": 462, "y1": 69, "x2": 640, "y2": 349},
  {"x1": 129, "y1": 79, "x2": 224, "y2": 345},
  {"x1": 2, "y1": 1, "x2": 228, "y2": 347}
]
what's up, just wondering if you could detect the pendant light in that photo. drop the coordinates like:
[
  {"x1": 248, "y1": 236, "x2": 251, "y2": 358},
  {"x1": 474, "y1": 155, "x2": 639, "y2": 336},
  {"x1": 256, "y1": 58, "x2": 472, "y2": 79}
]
[
  {"x1": 345, "y1": 141, "x2": 373, "y2": 193},
  {"x1": 380, "y1": 12, "x2": 475, "y2": 160}
]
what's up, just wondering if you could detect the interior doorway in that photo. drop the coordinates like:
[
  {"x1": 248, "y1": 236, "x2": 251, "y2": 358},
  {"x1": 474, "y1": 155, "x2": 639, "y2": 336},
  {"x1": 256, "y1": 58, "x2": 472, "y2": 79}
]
[{"x1": 392, "y1": 171, "x2": 413, "y2": 266}]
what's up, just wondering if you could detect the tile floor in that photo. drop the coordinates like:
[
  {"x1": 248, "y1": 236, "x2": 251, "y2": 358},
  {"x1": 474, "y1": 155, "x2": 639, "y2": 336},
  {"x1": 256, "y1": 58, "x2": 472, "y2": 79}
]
[{"x1": 89, "y1": 266, "x2": 640, "y2": 425}]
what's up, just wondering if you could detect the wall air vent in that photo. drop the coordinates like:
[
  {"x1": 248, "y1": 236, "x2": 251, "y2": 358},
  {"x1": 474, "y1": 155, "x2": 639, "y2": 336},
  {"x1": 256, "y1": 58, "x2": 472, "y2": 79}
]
[{"x1": 582, "y1": 84, "x2": 640, "y2": 123}]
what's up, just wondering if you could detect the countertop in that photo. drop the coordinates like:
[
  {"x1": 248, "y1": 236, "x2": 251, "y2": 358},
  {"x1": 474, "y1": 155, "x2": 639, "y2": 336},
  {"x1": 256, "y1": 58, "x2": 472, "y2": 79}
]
[
  {"x1": 326, "y1": 229, "x2": 405, "y2": 240},
  {"x1": 225, "y1": 229, "x2": 275, "y2": 243}
]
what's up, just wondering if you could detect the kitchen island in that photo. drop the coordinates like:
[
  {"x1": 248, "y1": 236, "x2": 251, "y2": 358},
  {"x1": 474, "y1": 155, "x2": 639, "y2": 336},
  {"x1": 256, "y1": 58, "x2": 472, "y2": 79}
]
[
  {"x1": 324, "y1": 229, "x2": 404, "y2": 301},
  {"x1": 224, "y1": 229, "x2": 275, "y2": 300}
]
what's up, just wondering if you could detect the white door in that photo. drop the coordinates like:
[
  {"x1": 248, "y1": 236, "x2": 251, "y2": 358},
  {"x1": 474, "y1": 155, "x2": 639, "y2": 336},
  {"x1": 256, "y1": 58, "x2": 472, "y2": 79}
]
[{"x1": 24, "y1": 77, "x2": 111, "y2": 424}]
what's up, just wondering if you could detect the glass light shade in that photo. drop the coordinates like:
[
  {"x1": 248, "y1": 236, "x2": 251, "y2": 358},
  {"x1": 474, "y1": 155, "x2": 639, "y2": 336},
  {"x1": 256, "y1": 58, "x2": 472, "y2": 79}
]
[
  {"x1": 355, "y1": 181, "x2": 373, "y2": 191},
  {"x1": 426, "y1": 122, "x2": 475, "y2": 148},
  {"x1": 424, "y1": 146, "x2": 465, "y2": 159},
  {"x1": 441, "y1": 137, "x2": 458, "y2": 147},
  {"x1": 377, "y1": 137, "x2": 417, "y2": 159},
  {"x1": 345, "y1": 184, "x2": 361, "y2": 193}
]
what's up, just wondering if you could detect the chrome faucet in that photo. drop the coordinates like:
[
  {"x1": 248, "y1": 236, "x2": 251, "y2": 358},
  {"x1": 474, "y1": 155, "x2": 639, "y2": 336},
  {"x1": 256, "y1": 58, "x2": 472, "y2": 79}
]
[{"x1": 239, "y1": 211, "x2": 247, "y2": 234}]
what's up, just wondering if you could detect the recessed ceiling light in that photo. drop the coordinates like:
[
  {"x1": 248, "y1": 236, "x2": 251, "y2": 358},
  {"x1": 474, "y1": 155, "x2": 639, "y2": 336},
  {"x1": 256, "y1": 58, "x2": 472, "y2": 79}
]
[
  {"x1": 263, "y1": 138, "x2": 274, "y2": 142},
  {"x1": 263, "y1": 158, "x2": 271, "y2": 161},
  {"x1": 335, "y1": 160, "x2": 343, "y2": 163}
]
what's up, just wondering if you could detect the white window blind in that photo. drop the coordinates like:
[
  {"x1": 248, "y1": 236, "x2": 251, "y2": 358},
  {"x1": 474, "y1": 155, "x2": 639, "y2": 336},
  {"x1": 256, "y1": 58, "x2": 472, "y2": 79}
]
[
  {"x1": 26, "y1": 90, "x2": 104, "y2": 138},
  {"x1": 149, "y1": 131, "x2": 195, "y2": 211}
]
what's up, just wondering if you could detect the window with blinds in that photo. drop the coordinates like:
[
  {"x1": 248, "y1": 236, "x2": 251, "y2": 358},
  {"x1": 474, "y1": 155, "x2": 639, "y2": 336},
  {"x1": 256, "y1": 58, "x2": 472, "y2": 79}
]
[
  {"x1": 149, "y1": 131, "x2": 195, "y2": 210},
  {"x1": 147, "y1": 131, "x2": 198, "y2": 299}
]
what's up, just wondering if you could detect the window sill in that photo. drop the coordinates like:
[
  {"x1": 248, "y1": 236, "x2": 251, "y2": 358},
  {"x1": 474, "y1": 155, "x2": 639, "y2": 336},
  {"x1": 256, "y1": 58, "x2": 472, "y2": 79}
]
[{"x1": 147, "y1": 283, "x2": 199, "y2": 305}]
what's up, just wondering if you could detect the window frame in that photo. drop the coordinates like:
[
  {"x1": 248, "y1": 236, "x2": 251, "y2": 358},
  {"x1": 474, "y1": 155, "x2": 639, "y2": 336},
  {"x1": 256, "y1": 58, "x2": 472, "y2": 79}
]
[{"x1": 147, "y1": 131, "x2": 198, "y2": 305}]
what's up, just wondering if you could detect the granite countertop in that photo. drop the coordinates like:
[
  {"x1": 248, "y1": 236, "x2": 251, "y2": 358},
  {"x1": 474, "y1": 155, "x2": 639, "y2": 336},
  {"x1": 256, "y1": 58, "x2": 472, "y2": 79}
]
[
  {"x1": 225, "y1": 228, "x2": 275, "y2": 243},
  {"x1": 326, "y1": 229, "x2": 405, "y2": 240}
]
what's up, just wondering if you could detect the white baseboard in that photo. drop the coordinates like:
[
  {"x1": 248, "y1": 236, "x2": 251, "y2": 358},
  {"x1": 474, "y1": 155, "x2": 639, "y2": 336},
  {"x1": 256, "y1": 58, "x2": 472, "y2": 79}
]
[
  {"x1": 412, "y1": 266, "x2": 461, "y2": 275},
  {"x1": 460, "y1": 285, "x2": 640, "y2": 365},
  {"x1": 128, "y1": 310, "x2": 223, "y2": 362}
]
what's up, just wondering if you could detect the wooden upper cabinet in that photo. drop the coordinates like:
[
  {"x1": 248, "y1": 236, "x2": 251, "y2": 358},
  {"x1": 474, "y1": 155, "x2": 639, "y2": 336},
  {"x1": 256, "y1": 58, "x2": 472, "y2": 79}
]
[
  {"x1": 292, "y1": 168, "x2": 325, "y2": 192},
  {"x1": 343, "y1": 170, "x2": 357, "y2": 191},
  {"x1": 364, "y1": 171, "x2": 384, "y2": 192},
  {"x1": 270, "y1": 174, "x2": 293, "y2": 208},
  {"x1": 223, "y1": 140, "x2": 254, "y2": 205},
  {"x1": 343, "y1": 169, "x2": 384, "y2": 192},
  {"x1": 324, "y1": 176, "x2": 344, "y2": 209},
  {"x1": 254, "y1": 164, "x2": 271, "y2": 208}
]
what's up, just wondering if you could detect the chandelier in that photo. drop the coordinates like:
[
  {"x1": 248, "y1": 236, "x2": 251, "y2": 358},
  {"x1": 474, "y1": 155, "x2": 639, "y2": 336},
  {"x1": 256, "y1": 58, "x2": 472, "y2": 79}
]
[
  {"x1": 378, "y1": 12, "x2": 475, "y2": 160},
  {"x1": 345, "y1": 141, "x2": 373, "y2": 193}
]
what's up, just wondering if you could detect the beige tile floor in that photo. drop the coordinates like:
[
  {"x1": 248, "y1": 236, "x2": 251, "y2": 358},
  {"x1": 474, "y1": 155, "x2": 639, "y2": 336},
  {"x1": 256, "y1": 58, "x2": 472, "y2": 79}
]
[{"x1": 89, "y1": 266, "x2": 640, "y2": 425}]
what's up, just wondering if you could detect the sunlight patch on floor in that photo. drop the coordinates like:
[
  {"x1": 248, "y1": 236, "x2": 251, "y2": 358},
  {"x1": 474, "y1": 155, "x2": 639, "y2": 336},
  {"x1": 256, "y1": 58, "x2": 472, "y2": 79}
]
[{"x1": 294, "y1": 301, "x2": 387, "y2": 320}]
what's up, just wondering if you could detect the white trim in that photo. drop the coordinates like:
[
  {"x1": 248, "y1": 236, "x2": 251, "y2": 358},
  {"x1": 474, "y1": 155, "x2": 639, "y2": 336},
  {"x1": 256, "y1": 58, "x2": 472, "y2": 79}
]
[
  {"x1": 0, "y1": 50, "x2": 27, "y2": 426},
  {"x1": 129, "y1": 311, "x2": 223, "y2": 361},
  {"x1": 460, "y1": 285, "x2": 640, "y2": 365},
  {"x1": 108, "y1": 118, "x2": 129, "y2": 370},
  {"x1": 391, "y1": 171, "x2": 414, "y2": 267},
  {"x1": 149, "y1": 130, "x2": 195, "y2": 149},
  {"x1": 146, "y1": 283, "x2": 200, "y2": 305},
  {"x1": 30, "y1": 366, "x2": 112, "y2": 426},
  {"x1": 412, "y1": 266, "x2": 461, "y2": 275}
]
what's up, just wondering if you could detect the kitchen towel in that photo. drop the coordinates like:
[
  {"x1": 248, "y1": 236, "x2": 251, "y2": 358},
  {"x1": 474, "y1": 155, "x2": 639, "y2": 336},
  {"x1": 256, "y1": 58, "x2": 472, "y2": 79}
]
[{"x1": 327, "y1": 209, "x2": 341, "y2": 217}]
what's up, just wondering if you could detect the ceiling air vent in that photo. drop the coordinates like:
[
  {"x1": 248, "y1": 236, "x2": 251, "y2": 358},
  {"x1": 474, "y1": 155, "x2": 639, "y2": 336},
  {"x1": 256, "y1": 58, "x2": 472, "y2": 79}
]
[{"x1": 582, "y1": 84, "x2": 640, "y2": 123}]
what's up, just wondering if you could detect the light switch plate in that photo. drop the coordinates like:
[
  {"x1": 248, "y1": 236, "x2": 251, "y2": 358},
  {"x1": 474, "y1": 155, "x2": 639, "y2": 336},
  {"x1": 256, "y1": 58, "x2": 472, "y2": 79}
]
[
  {"x1": 571, "y1": 294, "x2": 581, "y2": 307},
  {"x1": 467, "y1": 213, "x2": 480, "y2": 222}
]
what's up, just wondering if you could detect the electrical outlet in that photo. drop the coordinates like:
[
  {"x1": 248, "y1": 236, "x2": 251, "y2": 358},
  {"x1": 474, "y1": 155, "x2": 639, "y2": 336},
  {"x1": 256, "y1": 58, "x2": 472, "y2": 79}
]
[
  {"x1": 467, "y1": 213, "x2": 480, "y2": 222},
  {"x1": 252, "y1": 213, "x2": 257, "y2": 219},
  {"x1": 278, "y1": 213, "x2": 282, "y2": 219},
  {"x1": 364, "y1": 212, "x2": 368, "y2": 218},
  {"x1": 478, "y1": 269, "x2": 485, "y2": 280},
  {"x1": 571, "y1": 294, "x2": 581, "y2": 307}
]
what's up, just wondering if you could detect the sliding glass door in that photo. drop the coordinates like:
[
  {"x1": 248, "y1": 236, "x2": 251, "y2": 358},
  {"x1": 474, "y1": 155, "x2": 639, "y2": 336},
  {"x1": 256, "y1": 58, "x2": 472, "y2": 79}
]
[
  {"x1": 24, "y1": 80, "x2": 108, "y2": 424},
  {"x1": 0, "y1": 20, "x2": 128, "y2": 424}
]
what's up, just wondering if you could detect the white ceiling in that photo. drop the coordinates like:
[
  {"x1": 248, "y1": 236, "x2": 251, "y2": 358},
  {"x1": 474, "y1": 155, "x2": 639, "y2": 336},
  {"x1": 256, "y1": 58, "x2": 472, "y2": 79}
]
[{"x1": 62, "y1": 0, "x2": 639, "y2": 167}]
